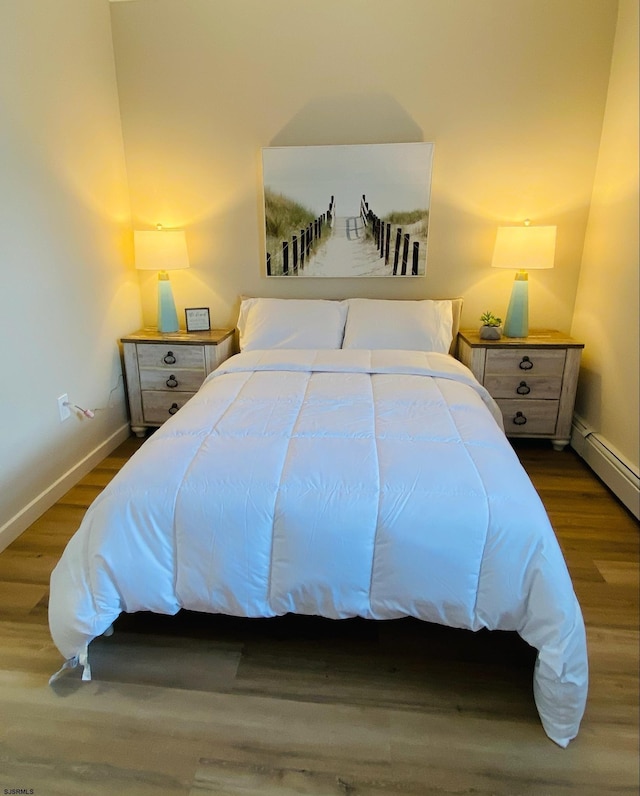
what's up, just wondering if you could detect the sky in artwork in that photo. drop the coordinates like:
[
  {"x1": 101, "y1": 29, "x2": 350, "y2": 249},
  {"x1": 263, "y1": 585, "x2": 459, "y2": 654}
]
[{"x1": 263, "y1": 143, "x2": 434, "y2": 218}]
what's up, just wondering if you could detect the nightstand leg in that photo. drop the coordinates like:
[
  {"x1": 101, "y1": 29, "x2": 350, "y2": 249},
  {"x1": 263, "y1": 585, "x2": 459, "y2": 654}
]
[
  {"x1": 551, "y1": 439, "x2": 569, "y2": 452},
  {"x1": 131, "y1": 426, "x2": 147, "y2": 439}
]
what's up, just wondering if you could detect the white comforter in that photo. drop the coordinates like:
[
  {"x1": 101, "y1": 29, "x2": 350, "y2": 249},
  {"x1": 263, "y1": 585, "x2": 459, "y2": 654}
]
[{"x1": 49, "y1": 349, "x2": 587, "y2": 746}]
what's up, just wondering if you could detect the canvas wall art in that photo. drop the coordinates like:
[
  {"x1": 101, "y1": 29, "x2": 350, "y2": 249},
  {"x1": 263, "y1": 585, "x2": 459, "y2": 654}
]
[{"x1": 261, "y1": 142, "x2": 434, "y2": 277}]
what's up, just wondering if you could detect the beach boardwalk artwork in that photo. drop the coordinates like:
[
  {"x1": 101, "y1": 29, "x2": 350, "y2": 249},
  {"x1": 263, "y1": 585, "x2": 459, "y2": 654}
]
[{"x1": 262, "y1": 142, "x2": 434, "y2": 277}]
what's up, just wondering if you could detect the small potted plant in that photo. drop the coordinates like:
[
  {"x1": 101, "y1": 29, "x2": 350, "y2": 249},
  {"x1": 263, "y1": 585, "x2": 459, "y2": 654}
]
[{"x1": 479, "y1": 310, "x2": 503, "y2": 340}]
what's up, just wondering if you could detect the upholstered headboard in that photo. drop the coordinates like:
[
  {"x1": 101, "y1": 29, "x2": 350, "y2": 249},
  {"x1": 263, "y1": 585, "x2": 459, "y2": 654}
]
[{"x1": 449, "y1": 297, "x2": 463, "y2": 356}]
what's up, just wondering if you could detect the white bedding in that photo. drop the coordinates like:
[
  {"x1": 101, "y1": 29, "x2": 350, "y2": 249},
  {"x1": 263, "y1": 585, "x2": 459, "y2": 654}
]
[{"x1": 48, "y1": 349, "x2": 587, "y2": 746}]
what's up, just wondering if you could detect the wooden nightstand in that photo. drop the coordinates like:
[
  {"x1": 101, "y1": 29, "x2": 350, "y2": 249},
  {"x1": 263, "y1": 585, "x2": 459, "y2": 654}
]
[
  {"x1": 457, "y1": 330, "x2": 584, "y2": 451},
  {"x1": 121, "y1": 328, "x2": 235, "y2": 437}
]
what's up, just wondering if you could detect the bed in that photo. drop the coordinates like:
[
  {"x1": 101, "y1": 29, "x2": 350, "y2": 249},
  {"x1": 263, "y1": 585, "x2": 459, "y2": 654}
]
[{"x1": 48, "y1": 297, "x2": 588, "y2": 747}]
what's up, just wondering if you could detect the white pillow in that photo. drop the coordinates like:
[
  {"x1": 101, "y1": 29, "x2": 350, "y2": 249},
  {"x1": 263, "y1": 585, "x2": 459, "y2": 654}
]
[
  {"x1": 342, "y1": 298, "x2": 453, "y2": 353},
  {"x1": 237, "y1": 298, "x2": 348, "y2": 351}
]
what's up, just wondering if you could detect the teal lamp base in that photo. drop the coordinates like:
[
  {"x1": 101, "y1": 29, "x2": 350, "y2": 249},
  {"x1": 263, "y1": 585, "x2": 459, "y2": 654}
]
[
  {"x1": 157, "y1": 272, "x2": 179, "y2": 333},
  {"x1": 504, "y1": 272, "x2": 529, "y2": 338}
]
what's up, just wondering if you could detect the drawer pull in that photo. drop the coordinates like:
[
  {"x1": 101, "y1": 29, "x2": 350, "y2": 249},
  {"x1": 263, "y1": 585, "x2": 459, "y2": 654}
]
[
  {"x1": 516, "y1": 381, "x2": 531, "y2": 395},
  {"x1": 166, "y1": 375, "x2": 178, "y2": 388},
  {"x1": 163, "y1": 351, "x2": 177, "y2": 365},
  {"x1": 519, "y1": 356, "x2": 533, "y2": 371},
  {"x1": 512, "y1": 411, "x2": 527, "y2": 426},
  {"x1": 168, "y1": 403, "x2": 179, "y2": 415}
]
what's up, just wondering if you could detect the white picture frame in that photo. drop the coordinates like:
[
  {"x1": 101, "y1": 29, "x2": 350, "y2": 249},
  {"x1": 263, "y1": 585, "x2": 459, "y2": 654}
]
[{"x1": 262, "y1": 142, "x2": 434, "y2": 277}]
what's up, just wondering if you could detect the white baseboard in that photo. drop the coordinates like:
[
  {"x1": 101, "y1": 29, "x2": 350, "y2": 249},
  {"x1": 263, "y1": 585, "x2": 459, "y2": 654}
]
[
  {"x1": 0, "y1": 424, "x2": 131, "y2": 553},
  {"x1": 571, "y1": 415, "x2": 640, "y2": 520}
]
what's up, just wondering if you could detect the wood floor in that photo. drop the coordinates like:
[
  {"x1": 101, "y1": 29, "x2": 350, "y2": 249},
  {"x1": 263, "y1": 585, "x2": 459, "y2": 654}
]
[{"x1": 0, "y1": 437, "x2": 637, "y2": 795}]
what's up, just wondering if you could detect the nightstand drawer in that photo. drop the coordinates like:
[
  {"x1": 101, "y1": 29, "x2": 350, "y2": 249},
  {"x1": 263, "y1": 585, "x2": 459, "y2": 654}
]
[
  {"x1": 486, "y1": 349, "x2": 565, "y2": 376},
  {"x1": 136, "y1": 343, "x2": 206, "y2": 371},
  {"x1": 484, "y1": 374, "x2": 562, "y2": 400},
  {"x1": 139, "y1": 368, "x2": 205, "y2": 392},
  {"x1": 142, "y1": 391, "x2": 196, "y2": 423},
  {"x1": 497, "y1": 399, "x2": 559, "y2": 435}
]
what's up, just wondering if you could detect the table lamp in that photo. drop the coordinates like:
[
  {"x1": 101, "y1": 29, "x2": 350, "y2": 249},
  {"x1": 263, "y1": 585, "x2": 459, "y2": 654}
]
[
  {"x1": 491, "y1": 221, "x2": 556, "y2": 337},
  {"x1": 134, "y1": 227, "x2": 190, "y2": 333}
]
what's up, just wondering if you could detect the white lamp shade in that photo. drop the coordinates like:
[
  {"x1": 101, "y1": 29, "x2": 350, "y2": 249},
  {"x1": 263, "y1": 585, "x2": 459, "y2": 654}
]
[
  {"x1": 491, "y1": 225, "x2": 556, "y2": 271},
  {"x1": 134, "y1": 230, "x2": 190, "y2": 271}
]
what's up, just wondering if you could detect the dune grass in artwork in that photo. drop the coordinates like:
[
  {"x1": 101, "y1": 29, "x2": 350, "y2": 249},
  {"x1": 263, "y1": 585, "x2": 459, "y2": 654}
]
[
  {"x1": 364, "y1": 209, "x2": 430, "y2": 248},
  {"x1": 264, "y1": 188, "x2": 315, "y2": 252},
  {"x1": 383, "y1": 209, "x2": 430, "y2": 238}
]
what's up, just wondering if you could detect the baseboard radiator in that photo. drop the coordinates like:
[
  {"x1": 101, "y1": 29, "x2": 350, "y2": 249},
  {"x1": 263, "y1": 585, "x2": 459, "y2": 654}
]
[{"x1": 571, "y1": 415, "x2": 640, "y2": 520}]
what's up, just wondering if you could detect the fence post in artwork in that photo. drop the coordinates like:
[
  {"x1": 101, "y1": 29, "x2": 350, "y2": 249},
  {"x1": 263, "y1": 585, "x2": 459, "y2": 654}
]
[
  {"x1": 282, "y1": 240, "x2": 289, "y2": 275},
  {"x1": 361, "y1": 195, "x2": 370, "y2": 227},
  {"x1": 266, "y1": 252, "x2": 271, "y2": 276},
  {"x1": 300, "y1": 229, "x2": 306, "y2": 266},
  {"x1": 385, "y1": 223, "x2": 391, "y2": 264},
  {"x1": 306, "y1": 225, "x2": 311, "y2": 256},
  {"x1": 412, "y1": 241, "x2": 419, "y2": 275},
  {"x1": 401, "y1": 234, "x2": 410, "y2": 275},
  {"x1": 292, "y1": 235, "x2": 298, "y2": 274},
  {"x1": 393, "y1": 228, "x2": 402, "y2": 274}
]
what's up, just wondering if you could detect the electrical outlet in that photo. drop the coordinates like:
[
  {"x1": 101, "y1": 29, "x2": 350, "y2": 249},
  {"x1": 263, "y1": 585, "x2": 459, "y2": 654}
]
[{"x1": 57, "y1": 394, "x2": 70, "y2": 422}]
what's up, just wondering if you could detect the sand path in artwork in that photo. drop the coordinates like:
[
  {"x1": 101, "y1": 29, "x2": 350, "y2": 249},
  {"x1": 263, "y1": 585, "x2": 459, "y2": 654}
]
[{"x1": 300, "y1": 215, "x2": 393, "y2": 277}]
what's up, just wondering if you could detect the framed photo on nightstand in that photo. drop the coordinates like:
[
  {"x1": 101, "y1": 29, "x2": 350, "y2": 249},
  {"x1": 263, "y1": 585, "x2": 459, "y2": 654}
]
[{"x1": 185, "y1": 307, "x2": 211, "y2": 332}]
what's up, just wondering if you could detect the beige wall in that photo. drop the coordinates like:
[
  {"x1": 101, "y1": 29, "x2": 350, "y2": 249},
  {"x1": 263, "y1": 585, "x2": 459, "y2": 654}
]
[
  {"x1": 110, "y1": 0, "x2": 618, "y2": 332},
  {"x1": 1, "y1": 0, "x2": 633, "y2": 540},
  {"x1": 0, "y1": 0, "x2": 141, "y2": 541},
  {"x1": 571, "y1": 0, "x2": 639, "y2": 471}
]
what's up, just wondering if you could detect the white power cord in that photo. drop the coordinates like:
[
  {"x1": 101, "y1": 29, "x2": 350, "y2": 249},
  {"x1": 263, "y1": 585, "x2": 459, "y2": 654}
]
[
  {"x1": 64, "y1": 402, "x2": 95, "y2": 419},
  {"x1": 64, "y1": 374, "x2": 124, "y2": 420}
]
